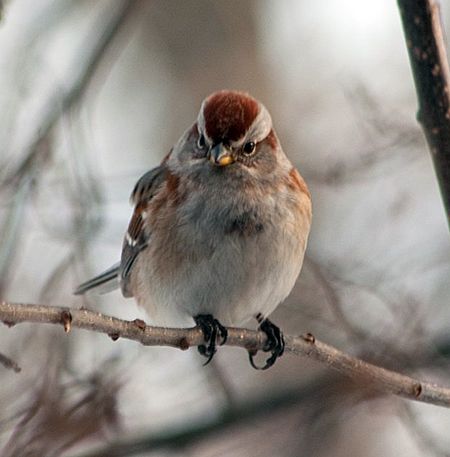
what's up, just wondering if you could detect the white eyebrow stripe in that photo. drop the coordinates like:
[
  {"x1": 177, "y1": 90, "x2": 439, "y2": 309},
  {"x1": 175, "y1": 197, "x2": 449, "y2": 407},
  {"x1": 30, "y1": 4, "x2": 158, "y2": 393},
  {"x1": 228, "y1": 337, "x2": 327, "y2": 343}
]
[
  {"x1": 197, "y1": 100, "x2": 212, "y2": 143},
  {"x1": 229, "y1": 103, "x2": 272, "y2": 148},
  {"x1": 247, "y1": 103, "x2": 272, "y2": 142}
]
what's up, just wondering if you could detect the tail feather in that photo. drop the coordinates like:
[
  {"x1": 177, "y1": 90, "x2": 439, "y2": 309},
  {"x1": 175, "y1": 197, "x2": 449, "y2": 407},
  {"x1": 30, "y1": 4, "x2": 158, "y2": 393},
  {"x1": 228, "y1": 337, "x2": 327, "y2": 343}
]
[{"x1": 74, "y1": 263, "x2": 120, "y2": 295}]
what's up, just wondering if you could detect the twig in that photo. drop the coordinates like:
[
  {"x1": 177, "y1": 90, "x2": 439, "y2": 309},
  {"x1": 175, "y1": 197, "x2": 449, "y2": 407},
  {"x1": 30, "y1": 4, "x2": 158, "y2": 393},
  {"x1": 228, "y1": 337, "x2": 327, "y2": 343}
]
[
  {"x1": 70, "y1": 375, "x2": 359, "y2": 457},
  {"x1": 398, "y1": 0, "x2": 450, "y2": 229},
  {"x1": 0, "y1": 351, "x2": 21, "y2": 373},
  {"x1": 305, "y1": 256, "x2": 366, "y2": 340},
  {"x1": 1, "y1": 302, "x2": 450, "y2": 408},
  {"x1": 2, "y1": 0, "x2": 139, "y2": 188},
  {"x1": 0, "y1": 0, "x2": 139, "y2": 295},
  {"x1": 399, "y1": 402, "x2": 450, "y2": 457}
]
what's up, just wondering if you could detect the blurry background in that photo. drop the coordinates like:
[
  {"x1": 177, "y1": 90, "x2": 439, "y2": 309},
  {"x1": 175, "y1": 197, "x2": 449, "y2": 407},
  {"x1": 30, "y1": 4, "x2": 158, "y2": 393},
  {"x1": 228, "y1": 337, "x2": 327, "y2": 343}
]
[{"x1": 1, "y1": 0, "x2": 450, "y2": 456}]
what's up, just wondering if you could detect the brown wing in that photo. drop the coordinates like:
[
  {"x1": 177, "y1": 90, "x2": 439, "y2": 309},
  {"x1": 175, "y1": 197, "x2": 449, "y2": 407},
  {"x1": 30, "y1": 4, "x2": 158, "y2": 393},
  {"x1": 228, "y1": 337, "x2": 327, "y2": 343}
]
[{"x1": 120, "y1": 164, "x2": 167, "y2": 297}]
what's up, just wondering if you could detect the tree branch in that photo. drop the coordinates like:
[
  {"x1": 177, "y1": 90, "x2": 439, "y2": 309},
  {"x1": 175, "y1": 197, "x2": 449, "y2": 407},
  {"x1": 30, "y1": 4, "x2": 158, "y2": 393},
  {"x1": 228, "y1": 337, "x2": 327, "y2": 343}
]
[
  {"x1": 2, "y1": 0, "x2": 139, "y2": 188},
  {"x1": 398, "y1": 0, "x2": 450, "y2": 229},
  {"x1": 70, "y1": 375, "x2": 357, "y2": 457},
  {"x1": 0, "y1": 351, "x2": 21, "y2": 373},
  {"x1": 1, "y1": 301, "x2": 450, "y2": 408},
  {"x1": 0, "y1": 0, "x2": 139, "y2": 295}
]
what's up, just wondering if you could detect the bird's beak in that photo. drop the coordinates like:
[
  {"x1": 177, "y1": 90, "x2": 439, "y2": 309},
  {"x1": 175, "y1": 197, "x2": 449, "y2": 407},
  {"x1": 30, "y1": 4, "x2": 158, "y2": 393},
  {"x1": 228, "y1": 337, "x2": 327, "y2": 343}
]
[{"x1": 208, "y1": 143, "x2": 235, "y2": 167}]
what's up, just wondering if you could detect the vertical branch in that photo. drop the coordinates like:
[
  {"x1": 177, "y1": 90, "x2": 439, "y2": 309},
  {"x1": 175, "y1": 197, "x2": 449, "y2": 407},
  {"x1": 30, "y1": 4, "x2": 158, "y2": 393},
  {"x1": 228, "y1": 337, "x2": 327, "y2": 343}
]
[{"x1": 398, "y1": 0, "x2": 450, "y2": 229}]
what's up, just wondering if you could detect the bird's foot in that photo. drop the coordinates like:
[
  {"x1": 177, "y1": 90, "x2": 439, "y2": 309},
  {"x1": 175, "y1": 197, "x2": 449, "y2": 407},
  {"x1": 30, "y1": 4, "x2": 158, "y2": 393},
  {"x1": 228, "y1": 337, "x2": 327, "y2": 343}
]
[
  {"x1": 194, "y1": 314, "x2": 228, "y2": 365},
  {"x1": 249, "y1": 315, "x2": 285, "y2": 370}
]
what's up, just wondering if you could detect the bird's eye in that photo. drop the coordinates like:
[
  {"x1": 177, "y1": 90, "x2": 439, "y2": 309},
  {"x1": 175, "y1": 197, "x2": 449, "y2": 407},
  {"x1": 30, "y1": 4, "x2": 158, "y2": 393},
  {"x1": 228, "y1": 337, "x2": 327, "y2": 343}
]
[
  {"x1": 197, "y1": 134, "x2": 206, "y2": 149},
  {"x1": 242, "y1": 141, "x2": 256, "y2": 155}
]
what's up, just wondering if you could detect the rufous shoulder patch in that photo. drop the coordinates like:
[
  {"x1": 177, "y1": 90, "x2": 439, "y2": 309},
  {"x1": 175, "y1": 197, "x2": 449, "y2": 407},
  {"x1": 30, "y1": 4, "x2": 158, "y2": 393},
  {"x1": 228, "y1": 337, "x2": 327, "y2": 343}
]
[{"x1": 288, "y1": 168, "x2": 311, "y2": 198}]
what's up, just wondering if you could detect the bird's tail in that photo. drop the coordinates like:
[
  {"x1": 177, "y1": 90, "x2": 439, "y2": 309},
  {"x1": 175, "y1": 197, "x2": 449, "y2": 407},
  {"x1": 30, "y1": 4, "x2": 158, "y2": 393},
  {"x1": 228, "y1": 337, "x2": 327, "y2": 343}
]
[{"x1": 74, "y1": 263, "x2": 120, "y2": 295}]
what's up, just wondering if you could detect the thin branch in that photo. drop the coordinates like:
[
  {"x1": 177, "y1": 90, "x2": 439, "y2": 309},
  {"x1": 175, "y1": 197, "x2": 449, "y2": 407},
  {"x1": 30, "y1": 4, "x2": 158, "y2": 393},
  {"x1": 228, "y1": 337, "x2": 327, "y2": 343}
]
[
  {"x1": 70, "y1": 375, "x2": 362, "y2": 457},
  {"x1": 0, "y1": 0, "x2": 139, "y2": 295},
  {"x1": 305, "y1": 256, "x2": 366, "y2": 341},
  {"x1": 399, "y1": 402, "x2": 450, "y2": 457},
  {"x1": 398, "y1": 0, "x2": 450, "y2": 229},
  {"x1": 2, "y1": 0, "x2": 139, "y2": 187},
  {"x1": 1, "y1": 302, "x2": 450, "y2": 408},
  {"x1": 0, "y1": 351, "x2": 21, "y2": 373}
]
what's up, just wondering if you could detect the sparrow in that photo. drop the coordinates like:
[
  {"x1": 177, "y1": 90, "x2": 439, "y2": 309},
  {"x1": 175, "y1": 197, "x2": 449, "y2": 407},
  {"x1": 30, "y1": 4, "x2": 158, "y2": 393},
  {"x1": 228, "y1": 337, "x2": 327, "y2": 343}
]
[{"x1": 75, "y1": 90, "x2": 312, "y2": 369}]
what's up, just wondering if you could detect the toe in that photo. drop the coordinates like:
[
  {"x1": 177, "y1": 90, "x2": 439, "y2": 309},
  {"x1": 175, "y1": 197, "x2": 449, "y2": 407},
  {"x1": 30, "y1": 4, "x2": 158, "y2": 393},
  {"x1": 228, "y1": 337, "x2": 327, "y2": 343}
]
[
  {"x1": 194, "y1": 314, "x2": 227, "y2": 364},
  {"x1": 248, "y1": 318, "x2": 285, "y2": 370}
]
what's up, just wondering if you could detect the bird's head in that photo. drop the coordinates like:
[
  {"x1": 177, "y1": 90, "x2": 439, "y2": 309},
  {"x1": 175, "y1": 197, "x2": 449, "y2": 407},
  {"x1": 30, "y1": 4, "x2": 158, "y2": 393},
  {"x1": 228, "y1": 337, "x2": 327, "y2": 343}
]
[{"x1": 196, "y1": 90, "x2": 274, "y2": 168}]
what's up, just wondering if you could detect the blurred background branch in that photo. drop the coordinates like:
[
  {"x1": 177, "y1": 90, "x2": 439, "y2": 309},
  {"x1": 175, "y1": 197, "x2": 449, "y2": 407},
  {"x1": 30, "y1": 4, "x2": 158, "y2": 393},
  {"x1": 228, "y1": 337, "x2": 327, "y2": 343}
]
[
  {"x1": 71, "y1": 374, "x2": 367, "y2": 457},
  {"x1": 0, "y1": 0, "x2": 139, "y2": 295},
  {"x1": 0, "y1": 1, "x2": 449, "y2": 456},
  {"x1": 0, "y1": 351, "x2": 21, "y2": 373}
]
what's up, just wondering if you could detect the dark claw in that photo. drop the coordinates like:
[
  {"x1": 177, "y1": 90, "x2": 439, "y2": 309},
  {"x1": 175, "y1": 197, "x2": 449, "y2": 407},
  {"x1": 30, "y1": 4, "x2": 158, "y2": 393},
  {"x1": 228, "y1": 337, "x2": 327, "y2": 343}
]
[
  {"x1": 249, "y1": 318, "x2": 285, "y2": 370},
  {"x1": 194, "y1": 314, "x2": 228, "y2": 365}
]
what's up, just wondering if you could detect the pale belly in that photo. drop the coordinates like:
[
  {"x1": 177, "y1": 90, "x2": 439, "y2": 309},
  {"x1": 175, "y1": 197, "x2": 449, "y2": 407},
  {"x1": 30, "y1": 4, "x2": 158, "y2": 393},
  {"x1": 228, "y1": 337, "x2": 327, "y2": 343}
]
[{"x1": 132, "y1": 222, "x2": 306, "y2": 328}]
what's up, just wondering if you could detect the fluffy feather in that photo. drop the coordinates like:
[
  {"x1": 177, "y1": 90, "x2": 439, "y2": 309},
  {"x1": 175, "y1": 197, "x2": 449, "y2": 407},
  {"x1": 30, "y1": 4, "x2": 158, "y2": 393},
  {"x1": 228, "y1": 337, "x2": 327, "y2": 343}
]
[{"x1": 75, "y1": 91, "x2": 312, "y2": 330}]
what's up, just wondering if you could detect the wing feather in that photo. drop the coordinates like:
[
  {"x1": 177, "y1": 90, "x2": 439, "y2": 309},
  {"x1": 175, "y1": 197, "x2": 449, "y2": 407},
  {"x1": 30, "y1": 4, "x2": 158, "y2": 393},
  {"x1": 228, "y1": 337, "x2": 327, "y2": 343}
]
[{"x1": 120, "y1": 164, "x2": 167, "y2": 296}]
